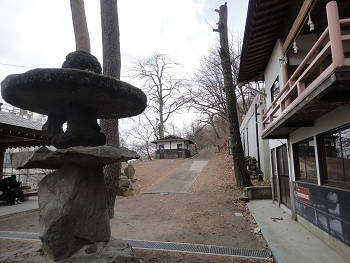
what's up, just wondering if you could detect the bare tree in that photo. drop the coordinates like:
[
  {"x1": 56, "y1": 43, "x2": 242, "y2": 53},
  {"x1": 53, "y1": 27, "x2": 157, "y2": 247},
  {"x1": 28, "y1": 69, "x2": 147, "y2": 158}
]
[
  {"x1": 188, "y1": 48, "x2": 227, "y2": 136},
  {"x1": 131, "y1": 54, "x2": 187, "y2": 139},
  {"x1": 187, "y1": 42, "x2": 259, "y2": 140},
  {"x1": 100, "y1": 0, "x2": 121, "y2": 219},
  {"x1": 186, "y1": 121, "x2": 217, "y2": 150},
  {"x1": 128, "y1": 116, "x2": 156, "y2": 160},
  {"x1": 214, "y1": 3, "x2": 251, "y2": 187}
]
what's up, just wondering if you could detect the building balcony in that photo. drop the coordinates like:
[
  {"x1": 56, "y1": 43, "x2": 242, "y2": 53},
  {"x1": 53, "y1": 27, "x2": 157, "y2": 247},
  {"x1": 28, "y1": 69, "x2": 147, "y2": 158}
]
[{"x1": 262, "y1": 2, "x2": 350, "y2": 139}]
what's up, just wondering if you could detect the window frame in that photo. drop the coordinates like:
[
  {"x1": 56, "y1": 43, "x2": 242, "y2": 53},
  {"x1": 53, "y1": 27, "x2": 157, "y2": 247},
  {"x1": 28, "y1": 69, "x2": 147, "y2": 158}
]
[
  {"x1": 293, "y1": 137, "x2": 318, "y2": 184},
  {"x1": 317, "y1": 124, "x2": 350, "y2": 189},
  {"x1": 270, "y1": 76, "x2": 280, "y2": 104}
]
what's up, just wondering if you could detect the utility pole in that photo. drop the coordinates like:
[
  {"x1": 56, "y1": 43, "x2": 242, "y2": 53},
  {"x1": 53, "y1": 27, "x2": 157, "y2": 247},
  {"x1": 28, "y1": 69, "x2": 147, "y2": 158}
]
[{"x1": 214, "y1": 3, "x2": 251, "y2": 187}]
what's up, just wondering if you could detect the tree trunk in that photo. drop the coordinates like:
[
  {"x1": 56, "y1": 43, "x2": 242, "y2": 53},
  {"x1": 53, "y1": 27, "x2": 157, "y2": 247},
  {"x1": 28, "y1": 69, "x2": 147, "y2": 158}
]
[
  {"x1": 100, "y1": 0, "x2": 121, "y2": 218},
  {"x1": 70, "y1": 0, "x2": 90, "y2": 52},
  {"x1": 146, "y1": 142, "x2": 152, "y2": 161},
  {"x1": 159, "y1": 94, "x2": 165, "y2": 139},
  {"x1": 209, "y1": 115, "x2": 220, "y2": 139},
  {"x1": 215, "y1": 3, "x2": 251, "y2": 188}
]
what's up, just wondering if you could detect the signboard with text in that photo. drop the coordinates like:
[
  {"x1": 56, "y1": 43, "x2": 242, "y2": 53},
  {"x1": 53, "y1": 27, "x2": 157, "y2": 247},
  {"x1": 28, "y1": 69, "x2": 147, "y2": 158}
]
[{"x1": 296, "y1": 186, "x2": 310, "y2": 203}]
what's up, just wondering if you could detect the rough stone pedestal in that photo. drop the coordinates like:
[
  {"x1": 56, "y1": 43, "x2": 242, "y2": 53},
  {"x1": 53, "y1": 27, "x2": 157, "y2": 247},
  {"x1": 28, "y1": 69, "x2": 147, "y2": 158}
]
[
  {"x1": 0, "y1": 238, "x2": 143, "y2": 263},
  {"x1": 39, "y1": 165, "x2": 110, "y2": 260},
  {"x1": 10, "y1": 146, "x2": 140, "y2": 261}
]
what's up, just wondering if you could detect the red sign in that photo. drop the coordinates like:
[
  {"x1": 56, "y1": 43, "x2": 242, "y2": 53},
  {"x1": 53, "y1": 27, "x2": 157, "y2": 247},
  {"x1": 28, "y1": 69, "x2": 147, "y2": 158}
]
[{"x1": 296, "y1": 186, "x2": 310, "y2": 203}]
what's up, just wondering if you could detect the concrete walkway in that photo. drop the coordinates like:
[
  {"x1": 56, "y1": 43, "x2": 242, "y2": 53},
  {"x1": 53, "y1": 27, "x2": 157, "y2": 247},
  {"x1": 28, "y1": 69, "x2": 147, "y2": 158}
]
[
  {"x1": 247, "y1": 200, "x2": 348, "y2": 263},
  {"x1": 145, "y1": 148, "x2": 213, "y2": 194},
  {"x1": 0, "y1": 197, "x2": 38, "y2": 218}
]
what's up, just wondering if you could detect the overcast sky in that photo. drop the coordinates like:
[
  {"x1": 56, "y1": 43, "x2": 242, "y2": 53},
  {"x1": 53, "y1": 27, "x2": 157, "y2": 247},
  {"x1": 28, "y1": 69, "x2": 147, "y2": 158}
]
[{"x1": 0, "y1": 0, "x2": 248, "y2": 130}]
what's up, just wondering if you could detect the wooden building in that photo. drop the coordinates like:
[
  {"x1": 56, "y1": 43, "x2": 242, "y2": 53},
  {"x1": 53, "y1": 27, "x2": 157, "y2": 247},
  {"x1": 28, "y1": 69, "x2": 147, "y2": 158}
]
[
  {"x1": 238, "y1": 0, "x2": 350, "y2": 257},
  {"x1": 152, "y1": 135, "x2": 194, "y2": 159},
  {"x1": 0, "y1": 110, "x2": 47, "y2": 180}
]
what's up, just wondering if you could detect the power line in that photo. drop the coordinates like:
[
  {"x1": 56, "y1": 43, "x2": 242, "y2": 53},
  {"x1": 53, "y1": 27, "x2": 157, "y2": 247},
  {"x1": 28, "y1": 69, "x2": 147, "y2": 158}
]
[{"x1": 0, "y1": 62, "x2": 35, "y2": 69}]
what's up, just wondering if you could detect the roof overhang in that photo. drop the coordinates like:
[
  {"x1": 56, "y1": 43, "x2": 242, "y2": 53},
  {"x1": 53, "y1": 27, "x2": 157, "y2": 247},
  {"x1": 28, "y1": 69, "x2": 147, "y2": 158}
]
[
  {"x1": 0, "y1": 112, "x2": 47, "y2": 148},
  {"x1": 0, "y1": 125, "x2": 47, "y2": 148},
  {"x1": 238, "y1": 0, "x2": 291, "y2": 83},
  {"x1": 151, "y1": 138, "x2": 195, "y2": 145}
]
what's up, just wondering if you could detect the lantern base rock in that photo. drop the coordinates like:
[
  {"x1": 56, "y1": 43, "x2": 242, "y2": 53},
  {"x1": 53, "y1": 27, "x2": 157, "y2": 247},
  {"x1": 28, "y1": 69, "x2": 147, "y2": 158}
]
[{"x1": 0, "y1": 238, "x2": 143, "y2": 263}]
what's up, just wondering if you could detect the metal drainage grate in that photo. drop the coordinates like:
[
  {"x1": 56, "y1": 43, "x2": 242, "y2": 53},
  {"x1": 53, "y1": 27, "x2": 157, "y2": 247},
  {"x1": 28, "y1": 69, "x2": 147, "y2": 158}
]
[
  {"x1": 126, "y1": 239, "x2": 270, "y2": 259},
  {"x1": 0, "y1": 231, "x2": 270, "y2": 259}
]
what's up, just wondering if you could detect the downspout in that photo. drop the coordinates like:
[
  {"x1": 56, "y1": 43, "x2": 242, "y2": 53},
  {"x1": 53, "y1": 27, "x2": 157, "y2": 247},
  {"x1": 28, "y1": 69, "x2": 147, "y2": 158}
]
[
  {"x1": 246, "y1": 127, "x2": 249, "y2": 156},
  {"x1": 0, "y1": 148, "x2": 5, "y2": 180},
  {"x1": 255, "y1": 102, "x2": 262, "y2": 181}
]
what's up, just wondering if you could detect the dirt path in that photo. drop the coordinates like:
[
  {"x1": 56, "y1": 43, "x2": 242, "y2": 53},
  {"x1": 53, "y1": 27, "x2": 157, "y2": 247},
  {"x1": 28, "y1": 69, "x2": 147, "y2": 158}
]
[{"x1": 111, "y1": 151, "x2": 268, "y2": 250}]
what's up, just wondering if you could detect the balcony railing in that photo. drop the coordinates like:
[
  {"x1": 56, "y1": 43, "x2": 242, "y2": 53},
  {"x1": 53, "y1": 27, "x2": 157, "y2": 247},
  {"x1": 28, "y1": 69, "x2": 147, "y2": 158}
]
[{"x1": 262, "y1": 1, "x2": 350, "y2": 132}]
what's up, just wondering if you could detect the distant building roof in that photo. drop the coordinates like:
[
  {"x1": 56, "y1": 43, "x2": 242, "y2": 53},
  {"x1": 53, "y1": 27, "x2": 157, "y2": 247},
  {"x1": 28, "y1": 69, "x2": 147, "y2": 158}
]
[
  {"x1": 0, "y1": 111, "x2": 42, "y2": 130},
  {"x1": 0, "y1": 111, "x2": 47, "y2": 148},
  {"x1": 151, "y1": 135, "x2": 194, "y2": 144}
]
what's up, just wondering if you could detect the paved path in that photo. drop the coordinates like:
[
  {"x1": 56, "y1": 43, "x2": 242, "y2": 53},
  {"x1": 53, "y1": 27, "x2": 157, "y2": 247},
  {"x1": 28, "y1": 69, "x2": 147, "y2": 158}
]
[
  {"x1": 247, "y1": 200, "x2": 348, "y2": 263},
  {"x1": 145, "y1": 148, "x2": 214, "y2": 194},
  {"x1": 0, "y1": 197, "x2": 38, "y2": 218}
]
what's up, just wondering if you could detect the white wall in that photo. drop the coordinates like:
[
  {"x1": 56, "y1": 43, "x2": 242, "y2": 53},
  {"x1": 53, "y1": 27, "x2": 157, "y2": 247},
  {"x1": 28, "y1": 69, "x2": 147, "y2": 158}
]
[
  {"x1": 157, "y1": 140, "x2": 187, "y2": 150},
  {"x1": 263, "y1": 39, "x2": 289, "y2": 170},
  {"x1": 288, "y1": 34, "x2": 318, "y2": 66},
  {"x1": 240, "y1": 95, "x2": 271, "y2": 181},
  {"x1": 264, "y1": 41, "x2": 286, "y2": 107},
  {"x1": 158, "y1": 141, "x2": 170, "y2": 149},
  {"x1": 268, "y1": 138, "x2": 287, "y2": 150},
  {"x1": 289, "y1": 106, "x2": 350, "y2": 144}
]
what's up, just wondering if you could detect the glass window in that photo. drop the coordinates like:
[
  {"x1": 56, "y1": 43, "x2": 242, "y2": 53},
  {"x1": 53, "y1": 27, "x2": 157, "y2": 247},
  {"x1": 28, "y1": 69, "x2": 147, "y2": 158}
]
[
  {"x1": 271, "y1": 77, "x2": 280, "y2": 103},
  {"x1": 319, "y1": 125, "x2": 350, "y2": 188},
  {"x1": 159, "y1": 144, "x2": 164, "y2": 150},
  {"x1": 293, "y1": 138, "x2": 317, "y2": 182},
  {"x1": 177, "y1": 144, "x2": 182, "y2": 150},
  {"x1": 342, "y1": 128, "x2": 350, "y2": 180},
  {"x1": 323, "y1": 132, "x2": 343, "y2": 182}
]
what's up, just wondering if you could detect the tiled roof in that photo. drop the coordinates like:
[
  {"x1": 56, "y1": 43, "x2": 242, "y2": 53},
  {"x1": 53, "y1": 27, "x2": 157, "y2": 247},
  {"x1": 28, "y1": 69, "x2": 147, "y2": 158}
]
[
  {"x1": 0, "y1": 111, "x2": 42, "y2": 131},
  {"x1": 151, "y1": 135, "x2": 194, "y2": 144}
]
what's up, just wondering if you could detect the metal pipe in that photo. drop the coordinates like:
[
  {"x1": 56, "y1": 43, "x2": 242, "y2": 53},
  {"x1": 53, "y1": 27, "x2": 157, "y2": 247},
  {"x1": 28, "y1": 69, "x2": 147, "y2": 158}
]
[{"x1": 255, "y1": 103, "x2": 262, "y2": 181}]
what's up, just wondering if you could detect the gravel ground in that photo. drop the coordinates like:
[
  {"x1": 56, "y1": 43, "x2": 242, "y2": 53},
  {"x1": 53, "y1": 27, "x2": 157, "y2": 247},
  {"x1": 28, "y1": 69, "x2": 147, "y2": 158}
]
[{"x1": 0, "y1": 150, "x2": 273, "y2": 262}]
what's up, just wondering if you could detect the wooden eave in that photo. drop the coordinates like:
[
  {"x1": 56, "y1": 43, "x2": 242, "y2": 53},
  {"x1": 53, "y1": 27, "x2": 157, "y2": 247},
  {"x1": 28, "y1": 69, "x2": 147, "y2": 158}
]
[
  {"x1": 0, "y1": 122, "x2": 47, "y2": 148},
  {"x1": 238, "y1": 0, "x2": 292, "y2": 83},
  {"x1": 151, "y1": 137, "x2": 195, "y2": 145}
]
